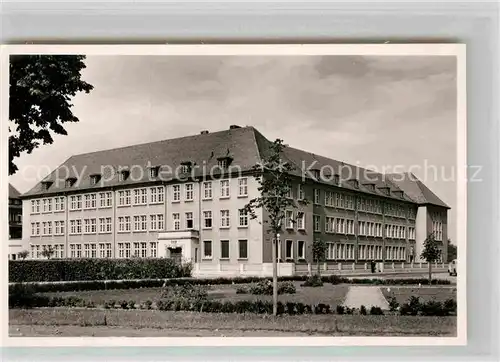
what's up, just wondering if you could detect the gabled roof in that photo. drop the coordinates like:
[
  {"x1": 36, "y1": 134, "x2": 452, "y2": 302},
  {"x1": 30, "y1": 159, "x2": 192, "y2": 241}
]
[
  {"x1": 385, "y1": 172, "x2": 450, "y2": 208},
  {"x1": 9, "y1": 184, "x2": 21, "y2": 199},
  {"x1": 22, "y1": 126, "x2": 448, "y2": 209}
]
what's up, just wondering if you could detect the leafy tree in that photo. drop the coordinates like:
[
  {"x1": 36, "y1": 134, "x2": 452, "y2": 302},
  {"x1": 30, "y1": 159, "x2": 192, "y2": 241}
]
[
  {"x1": 9, "y1": 55, "x2": 93, "y2": 175},
  {"x1": 447, "y1": 239, "x2": 457, "y2": 262},
  {"x1": 41, "y1": 245, "x2": 55, "y2": 260},
  {"x1": 243, "y1": 138, "x2": 308, "y2": 315},
  {"x1": 18, "y1": 250, "x2": 29, "y2": 260},
  {"x1": 312, "y1": 239, "x2": 327, "y2": 275},
  {"x1": 420, "y1": 232, "x2": 442, "y2": 284}
]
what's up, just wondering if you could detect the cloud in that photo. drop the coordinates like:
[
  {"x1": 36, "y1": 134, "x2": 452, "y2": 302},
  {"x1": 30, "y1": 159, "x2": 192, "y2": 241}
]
[{"x1": 9, "y1": 54, "x2": 457, "y2": 241}]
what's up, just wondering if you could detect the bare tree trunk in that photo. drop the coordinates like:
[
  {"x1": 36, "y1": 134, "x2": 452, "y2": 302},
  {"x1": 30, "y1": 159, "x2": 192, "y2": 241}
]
[
  {"x1": 428, "y1": 261, "x2": 432, "y2": 285},
  {"x1": 272, "y1": 235, "x2": 278, "y2": 316}
]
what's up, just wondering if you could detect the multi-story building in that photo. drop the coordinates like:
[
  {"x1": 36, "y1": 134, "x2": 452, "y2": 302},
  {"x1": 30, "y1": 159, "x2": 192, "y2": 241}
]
[
  {"x1": 8, "y1": 184, "x2": 24, "y2": 259},
  {"x1": 20, "y1": 125, "x2": 449, "y2": 275}
]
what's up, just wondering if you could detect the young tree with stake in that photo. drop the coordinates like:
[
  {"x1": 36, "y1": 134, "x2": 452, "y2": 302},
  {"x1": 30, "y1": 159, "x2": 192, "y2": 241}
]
[
  {"x1": 420, "y1": 232, "x2": 442, "y2": 284},
  {"x1": 243, "y1": 139, "x2": 308, "y2": 316}
]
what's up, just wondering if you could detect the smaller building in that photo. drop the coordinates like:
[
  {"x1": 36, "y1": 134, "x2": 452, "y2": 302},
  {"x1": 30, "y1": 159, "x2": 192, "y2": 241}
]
[{"x1": 8, "y1": 184, "x2": 26, "y2": 260}]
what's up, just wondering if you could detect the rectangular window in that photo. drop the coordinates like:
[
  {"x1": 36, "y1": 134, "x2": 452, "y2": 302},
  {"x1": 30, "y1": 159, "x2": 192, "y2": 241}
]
[
  {"x1": 220, "y1": 210, "x2": 230, "y2": 228},
  {"x1": 285, "y1": 186, "x2": 292, "y2": 199},
  {"x1": 70, "y1": 196, "x2": 77, "y2": 210},
  {"x1": 297, "y1": 212, "x2": 305, "y2": 230},
  {"x1": 239, "y1": 209, "x2": 248, "y2": 227},
  {"x1": 220, "y1": 180, "x2": 230, "y2": 198},
  {"x1": 158, "y1": 187, "x2": 164, "y2": 203},
  {"x1": 326, "y1": 243, "x2": 335, "y2": 260},
  {"x1": 36, "y1": 199, "x2": 41, "y2": 213},
  {"x1": 314, "y1": 189, "x2": 320, "y2": 204},
  {"x1": 124, "y1": 190, "x2": 131, "y2": 205},
  {"x1": 185, "y1": 212, "x2": 193, "y2": 229},
  {"x1": 125, "y1": 243, "x2": 131, "y2": 258},
  {"x1": 172, "y1": 185, "x2": 181, "y2": 202},
  {"x1": 118, "y1": 191, "x2": 125, "y2": 206},
  {"x1": 134, "y1": 216, "x2": 140, "y2": 231},
  {"x1": 84, "y1": 219, "x2": 90, "y2": 234},
  {"x1": 124, "y1": 216, "x2": 131, "y2": 231},
  {"x1": 31, "y1": 200, "x2": 36, "y2": 214},
  {"x1": 70, "y1": 244, "x2": 76, "y2": 258},
  {"x1": 238, "y1": 239, "x2": 248, "y2": 259},
  {"x1": 150, "y1": 242, "x2": 157, "y2": 258},
  {"x1": 47, "y1": 221, "x2": 52, "y2": 235},
  {"x1": 203, "y1": 240, "x2": 212, "y2": 259},
  {"x1": 31, "y1": 223, "x2": 36, "y2": 236},
  {"x1": 185, "y1": 183, "x2": 194, "y2": 201},
  {"x1": 238, "y1": 178, "x2": 248, "y2": 197},
  {"x1": 298, "y1": 184, "x2": 305, "y2": 200},
  {"x1": 141, "y1": 188, "x2": 147, "y2": 204},
  {"x1": 173, "y1": 213, "x2": 180, "y2": 231},
  {"x1": 91, "y1": 244, "x2": 97, "y2": 258},
  {"x1": 285, "y1": 210, "x2": 294, "y2": 229},
  {"x1": 99, "y1": 243, "x2": 105, "y2": 258},
  {"x1": 285, "y1": 239, "x2": 293, "y2": 260},
  {"x1": 42, "y1": 199, "x2": 47, "y2": 212},
  {"x1": 47, "y1": 199, "x2": 52, "y2": 212},
  {"x1": 203, "y1": 211, "x2": 212, "y2": 228},
  {"x1": 150, "y1": 215, "x2": 157, "y2": 231},
  {"x1": 118, "y1": 243, "x2": 124, "y2": 258},
  {"x1": 141, "y1": 215, "x2": 147, "y2": 230},
  {"x1": 220, "y1": 240, "x2": 229, "y2": 259},
  {"x1": 118, "y1": 217, "x2": 125, "y2": 232},
  {"x1": 298, "y1": 240, "x2": 306, "y2": 259},
  {"x1": 313, "y1": 215, "x2": 321, "y2": 232},
  {"x1": 203, "y1": 182, "x2": 212, "y2": 199},
  {"x1": 133, "y1": 189, "x2": 140, "y2": 204},
  {"x1": 90, "y1": 218, "x2": 97, "y2": 233},
  {"x1": 141, "y1": 242, "x2": 147, "y2": 258}
]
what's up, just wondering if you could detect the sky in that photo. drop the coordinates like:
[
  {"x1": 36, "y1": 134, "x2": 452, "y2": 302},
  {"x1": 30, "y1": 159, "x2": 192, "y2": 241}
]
[{"x1": 9, "y1": 54, "x2": 458, "y2": 241}]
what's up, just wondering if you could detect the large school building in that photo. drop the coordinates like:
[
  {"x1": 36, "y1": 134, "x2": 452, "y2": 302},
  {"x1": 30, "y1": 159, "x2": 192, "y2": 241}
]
[{"x1": 19, "y1": 125, "x2": 449, "y2": 276}]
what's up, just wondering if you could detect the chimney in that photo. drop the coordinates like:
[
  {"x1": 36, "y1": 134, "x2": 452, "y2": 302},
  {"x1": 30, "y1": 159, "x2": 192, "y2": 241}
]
[
  {"x1": 200, "y1": 130, "x2": 209, "y2": 134},
  {"x1": 229, "y1": 125, "x2": 241, "y2": 130}
]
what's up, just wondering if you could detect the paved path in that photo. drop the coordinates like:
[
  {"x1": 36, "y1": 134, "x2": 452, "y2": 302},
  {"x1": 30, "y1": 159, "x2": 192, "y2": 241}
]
[{"x1": 343, "y1": 286, "x2": 389, "y2": 309}]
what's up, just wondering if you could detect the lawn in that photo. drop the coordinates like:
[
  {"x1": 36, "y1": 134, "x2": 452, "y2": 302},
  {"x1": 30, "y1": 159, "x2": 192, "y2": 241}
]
[
  {"x1": 42, "y1": 282, "x2": 350, "y2": 307},
  {"x1": 380, "y1": 286, "x2": 457, "y2": 305},
  {"x1": 9, "y1": 308, "x2": 457, "y2": 337}
]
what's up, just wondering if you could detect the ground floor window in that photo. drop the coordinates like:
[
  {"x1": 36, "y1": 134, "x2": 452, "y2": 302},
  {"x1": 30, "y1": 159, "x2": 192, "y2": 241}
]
[
  {"x1": 238, "y1": 239, "x2": 248, "y2": 259},
  {"x1": 285, "y1": 239, "x2": 293, "y2": 260},
  {"x1": 297, "y1": 240, "x2": 306, "y2": 259},
  {"x1": 150, "y1": 242, "x2": 157, "y2": 258},
  {"x1": 326, "y1": 242, "x2": 335, "y2": 260},
  {"x1": 203, "y1": 240, "x2": 212, "y2": 259},
  {"x1": 220, "y1": 240, "x2": 229, "y2": 259}
]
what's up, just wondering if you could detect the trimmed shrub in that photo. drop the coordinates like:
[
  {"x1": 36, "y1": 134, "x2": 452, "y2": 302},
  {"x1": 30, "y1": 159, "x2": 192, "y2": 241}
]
[
  {"x1": 359, "y1": 305, "x2": 367, "y2": 315},
  {"x1": 235, "y1": 285, "x2": 249, "y2": 294},
  {"x1": 388, "y1": 297, "x2": 400, "y2": 312},
  {"x1": 278, "y1": 281, "x2": 296, "y2": 294},
  {"x1": 9, "y1": 258, "x2": 190, "y2": 283},
  {"x1": 301, "y1": 274, "x2": 324, "y2": 287},
  {"x1": 370, "y1": 306, "x2": 384, "y2": 315},
  {"x1": 336, "y1": 305, "x2": 345, "y2": 315},
  {"x1": 8, "y1": 284, "x2": 50, "y2": 309},
  {"x1": 400, "y1": 296, "x2": 422, "y2": 316}
]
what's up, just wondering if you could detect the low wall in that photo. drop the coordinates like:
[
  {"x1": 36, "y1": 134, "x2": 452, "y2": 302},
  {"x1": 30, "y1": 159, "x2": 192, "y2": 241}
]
[{"x1": 192, "y1": 261, "x2": 447, "y2": 278}]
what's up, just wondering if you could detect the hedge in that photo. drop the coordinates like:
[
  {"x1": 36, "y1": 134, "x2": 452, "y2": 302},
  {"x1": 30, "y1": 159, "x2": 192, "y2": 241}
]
[
  {"x1": 9, "y1": 258, "x2": 191, "y2": 282},
  {"x1": 9, "y1": 285, "x2": 457, "y2": 317},
  {"x1": 9, "y1": 275, "x2": 452, "y2": 294}
]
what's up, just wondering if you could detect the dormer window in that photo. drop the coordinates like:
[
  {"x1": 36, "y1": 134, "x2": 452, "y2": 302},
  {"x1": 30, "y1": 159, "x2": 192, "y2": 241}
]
[
  {"x1": 90, "y1": 174, "x2": 101, "y2": 185},
  {"x1": 393, "y1": 190, "x2": 405, "y2": 199},
  {"x1": 65, "y1": 177, "x2": 77, "y2": 188},
  {"x1": 378, "y1": 186, "x2": 390, "y2": 195},
  {"x1": 310, "y1": 169, "x2": 320, "y2": 180},
  {"x1": 349, "y1": 179, "x2": 359, "y2": 189},
  {"x1": 118, "y1": 170, "x2": 130, "y2": 182},
  {"x1": 41, "y1": 181, "x2": 53, "y2": 191},
  {"x1": 217, "y1": 157, "x2": 232, "y2": 169},
  {"x1": 180, "y1": 161, "x2": 192, "y2": 174},
  {"x1": 149, "y1": 166, "x2": 160, "y2": 178},
  {"x1": 363, "y1": 183, "x2": 376, "y2": 191},
  {"x1": 333, "y1": 174, "x2": 340, "y2": 185}
]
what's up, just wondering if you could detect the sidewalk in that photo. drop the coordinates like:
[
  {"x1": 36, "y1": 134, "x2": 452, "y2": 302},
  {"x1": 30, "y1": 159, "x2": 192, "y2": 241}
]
[{"x1": 343, "y1": 286, "x2": 390, "y2": 309}]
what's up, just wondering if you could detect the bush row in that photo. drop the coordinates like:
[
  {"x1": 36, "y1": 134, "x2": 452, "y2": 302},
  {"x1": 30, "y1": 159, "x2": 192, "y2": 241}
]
[
  {"x1": 9, "y1": 259, "x2": 191, "y2": 282},
  {"x1": 236, "y1": 280, "x2": 297, "y2": 295},
  {"x1": 9, "y1": 285, "x2": 457, "y2": 317},
  {"x1": 11, "y1": 275, "x2": 451, "y2": 293}
]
